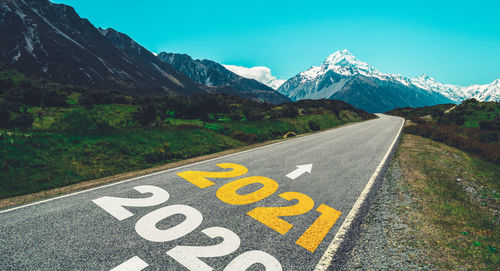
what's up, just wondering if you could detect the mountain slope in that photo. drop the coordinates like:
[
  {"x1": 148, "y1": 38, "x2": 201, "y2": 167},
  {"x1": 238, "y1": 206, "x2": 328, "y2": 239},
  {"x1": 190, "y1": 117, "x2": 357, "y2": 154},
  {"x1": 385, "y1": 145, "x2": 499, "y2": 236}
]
[
  {"x1": 278, "y1": 50, "x2": 499, "y2": 112},
  {"x1": 157, "y1": 52, "x2": 290, "y2": 104},
  {"x1": 0, "y1": 0, "x2": 202, "y2": 95}
]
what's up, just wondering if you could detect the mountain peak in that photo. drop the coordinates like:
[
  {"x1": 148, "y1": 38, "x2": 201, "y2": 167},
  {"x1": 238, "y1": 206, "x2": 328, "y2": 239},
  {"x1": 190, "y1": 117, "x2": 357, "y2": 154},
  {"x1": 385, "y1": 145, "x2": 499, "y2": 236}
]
[
  {"x1": 416, "y1": 73, "x2": 437, "y2": 82},
  {"x1": 324, "y1": 49, "x2": 357, "y2": 65}
]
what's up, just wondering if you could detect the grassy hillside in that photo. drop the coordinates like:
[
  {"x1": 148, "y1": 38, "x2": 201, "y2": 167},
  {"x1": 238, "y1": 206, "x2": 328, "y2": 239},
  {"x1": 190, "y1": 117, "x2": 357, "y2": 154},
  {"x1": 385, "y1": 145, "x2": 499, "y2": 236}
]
[
  {"x1": 387, "y1": 100, "x2": 500, "y2": 163},
  {"x1": 0, "y1": 69, "x2": 376, "y2": 199}
]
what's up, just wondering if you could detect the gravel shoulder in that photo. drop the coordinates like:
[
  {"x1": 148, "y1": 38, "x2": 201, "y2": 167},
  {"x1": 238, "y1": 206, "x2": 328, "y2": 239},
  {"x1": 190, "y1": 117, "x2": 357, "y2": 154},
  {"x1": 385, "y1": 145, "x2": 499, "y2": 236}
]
[{"x1": 342, "y1": 158, "x2": 435, "y2": 270}]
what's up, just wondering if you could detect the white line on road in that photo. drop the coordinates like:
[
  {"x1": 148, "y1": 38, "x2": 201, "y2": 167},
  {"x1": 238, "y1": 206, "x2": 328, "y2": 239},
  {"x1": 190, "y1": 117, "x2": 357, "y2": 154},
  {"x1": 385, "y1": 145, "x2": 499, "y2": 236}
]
[
  {"x1": 0, "y1": 118, "x2": 376, "y2": 215},
  {"x1": 314, "y1": 117, "x2": 405, "y2": 271}
]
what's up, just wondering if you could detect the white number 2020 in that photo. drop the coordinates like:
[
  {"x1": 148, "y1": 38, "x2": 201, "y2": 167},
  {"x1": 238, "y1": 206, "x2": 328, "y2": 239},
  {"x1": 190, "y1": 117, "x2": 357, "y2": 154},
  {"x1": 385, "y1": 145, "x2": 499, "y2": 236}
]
[{"x1": 94, "y1": 185, "x2": 282, "y2": 271}]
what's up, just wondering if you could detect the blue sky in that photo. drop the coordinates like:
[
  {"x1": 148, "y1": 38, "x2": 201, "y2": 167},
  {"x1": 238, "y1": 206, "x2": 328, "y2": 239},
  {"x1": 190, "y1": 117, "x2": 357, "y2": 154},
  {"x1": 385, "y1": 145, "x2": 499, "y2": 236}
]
[{"x1": 53, "y1": 0, "x2": 499, "y2": 86}]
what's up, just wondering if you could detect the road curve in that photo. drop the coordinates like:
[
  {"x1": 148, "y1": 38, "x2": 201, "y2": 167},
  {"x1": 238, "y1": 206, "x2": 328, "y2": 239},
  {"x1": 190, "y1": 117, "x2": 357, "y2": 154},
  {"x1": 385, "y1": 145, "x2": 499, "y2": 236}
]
[{"x1": 0, "y1": 114, "x2": 404, "y2": 271}]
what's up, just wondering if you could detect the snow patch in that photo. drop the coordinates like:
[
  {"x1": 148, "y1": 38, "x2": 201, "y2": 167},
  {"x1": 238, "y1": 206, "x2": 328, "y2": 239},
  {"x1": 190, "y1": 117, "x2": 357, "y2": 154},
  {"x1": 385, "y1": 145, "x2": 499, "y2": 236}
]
[
  {"x1": 12, "y1": 47, "x2": 21, "y2": 62},
  {"x1": 97, "y1": 28, "x2": 109, "y2": 36},
  {"x1": 97, "y1": 57, "x2": 115, "y2": 74},
  {"x1": 1, "y1": 1, "x2": 12, "y2": 13},
  {"x1": 151, "y1": 63, "x2": 184, "y2": 87},
  {"x1": 29, "y1": 6, "x2": 85, "y2": 49}
]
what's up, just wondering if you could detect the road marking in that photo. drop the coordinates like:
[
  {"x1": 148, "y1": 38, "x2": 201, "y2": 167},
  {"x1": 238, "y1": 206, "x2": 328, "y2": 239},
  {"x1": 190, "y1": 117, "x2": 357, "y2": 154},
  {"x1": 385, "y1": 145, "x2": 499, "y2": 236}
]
[
  {"x1": 110, "y1": 256, "x2": 148, "y2": 271},
  {"x1": 0, "y1": 126, "x2": 318, "y2": 214},
  {"x1": 176, "y1": 163, "x2": 248, "y2": 189},
  {"x1": 216, "y1": 176, "x2": 279, "y2": 205},
  {"x1": 247, "y1": 192, "x2": 315, "y2": 235},
  {"x1": 314, "y1": 117, "x2": 405, "y2": 271},
  {"x1": 286, "y1": 164, "x2": 313, "y2": 180},
  {"x1": 0, "y1": 118, "x2": 377, "y2": 215},
  {"x1": 95, "y1": 185, "x2": 283, "y2": 270}
]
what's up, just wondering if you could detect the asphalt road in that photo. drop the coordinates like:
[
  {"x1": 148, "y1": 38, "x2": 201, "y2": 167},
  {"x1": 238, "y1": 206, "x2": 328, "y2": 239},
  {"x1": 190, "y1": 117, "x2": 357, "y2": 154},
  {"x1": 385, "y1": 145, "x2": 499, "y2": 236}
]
[{"x1": 0, "y1": 114, "x2": 404, "y2": 271}]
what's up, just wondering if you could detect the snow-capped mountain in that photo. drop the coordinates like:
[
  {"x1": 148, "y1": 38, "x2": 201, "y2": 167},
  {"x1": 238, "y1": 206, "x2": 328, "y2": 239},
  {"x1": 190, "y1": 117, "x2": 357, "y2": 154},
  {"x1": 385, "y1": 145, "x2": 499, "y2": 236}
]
[
  {"x1": 278, "y1": 50, "x2": 499, "y2": 112},
  {"x1": 411, "y1": 75, "x2": 499, "y2": 102},
  {"x1": 157, "y1": 53, "x2": 290, "y2": 104}
]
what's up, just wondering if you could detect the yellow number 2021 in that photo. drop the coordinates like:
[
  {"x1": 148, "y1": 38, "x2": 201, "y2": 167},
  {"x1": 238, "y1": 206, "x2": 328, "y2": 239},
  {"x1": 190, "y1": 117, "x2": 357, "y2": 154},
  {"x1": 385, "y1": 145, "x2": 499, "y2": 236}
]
[
  {"x1": 296, "y1": 204, "x2": 342, "y2": 252},
  {"x1": 246, "y1": 192, "x2": 314, "y2": 235},
  {"x1": 216, "y1": 176, "x2": 279, "y2": 205},
  {"x1": 177, "y1": 163, "x2": 248, "y2": 189}
]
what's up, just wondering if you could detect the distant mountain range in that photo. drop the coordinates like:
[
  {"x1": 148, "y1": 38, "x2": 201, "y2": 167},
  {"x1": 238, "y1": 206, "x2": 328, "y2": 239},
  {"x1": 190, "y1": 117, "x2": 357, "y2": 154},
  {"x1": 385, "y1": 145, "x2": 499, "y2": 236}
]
[
  {"x1": 1, "y1": 0, "x2": 497, "y2": 111},
  {"x1": 276, "y1": 50, "x2": 499, "y2": 112},
  {"x1": 157, "y1": 52, "x2": 290, "y2": 104},
  {"x1": 0, "y1": 0, "x2": 288, "y2": 103}
]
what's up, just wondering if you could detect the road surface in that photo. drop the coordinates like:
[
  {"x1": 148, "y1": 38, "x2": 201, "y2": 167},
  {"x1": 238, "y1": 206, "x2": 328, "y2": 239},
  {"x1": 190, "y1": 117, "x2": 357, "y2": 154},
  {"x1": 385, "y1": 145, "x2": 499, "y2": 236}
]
[{"x1": 0, "y1": 114, "x2": 404, "y2": 271}]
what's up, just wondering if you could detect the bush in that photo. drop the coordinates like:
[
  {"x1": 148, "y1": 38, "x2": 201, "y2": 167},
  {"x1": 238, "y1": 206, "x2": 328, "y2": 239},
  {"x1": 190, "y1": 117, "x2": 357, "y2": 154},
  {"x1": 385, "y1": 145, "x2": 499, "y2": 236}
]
[
  {"x1": 134, "y1": 104, "x2": 156, "y2": 126},
  {"x1": 230, "y1": 131, "x2": 258, "y2": 143},
  {"x1": 42, "y1": 90, "x2": 68, "y2": 107},
  {"x1": 9, "y1": 111, "x2": 34, "y2": 128},
  {"x1": 245, "y1": 110, "x2": 265, "y2": 121},
  {"x1": 409, "y1": 116, "x2": 426, "y2": 124},
  {"x1": 0, "y1": 103, "x2": 33, "y2": 128},
  {"x1": 53, "y1": 108, "x2": 111, "y2": 132},
  {"x1": 281, "y1": 105, "x2": 299, "y2": 118},
  {"x1": 478, "y1": 132, "x2": 499, "y2": 143},
  {"x1": 144, "y1": 143, "x2": 174, "y2": 163},
  {"x1": 204, "y1": 123, "x2": 225, "y2": 133},
  {"x1": 228, "y1": 112, "x2": 242, "y2": 122},
  {"x1": 405, "y1": 124, "x2": 500, "y2": 164},
  {"x1": 479, "y1": 120, "x2": 500, "y2": 131},
  {"x1": 308, "y1": 120, "x2": 321, "y2": 131}
]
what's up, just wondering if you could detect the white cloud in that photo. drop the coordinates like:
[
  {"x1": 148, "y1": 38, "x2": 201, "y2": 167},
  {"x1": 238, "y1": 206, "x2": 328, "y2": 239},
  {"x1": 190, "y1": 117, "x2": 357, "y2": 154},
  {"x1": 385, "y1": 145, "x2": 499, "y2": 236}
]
[{"x1": 223, "y1": 64, "x2": 286, "y2": 90}]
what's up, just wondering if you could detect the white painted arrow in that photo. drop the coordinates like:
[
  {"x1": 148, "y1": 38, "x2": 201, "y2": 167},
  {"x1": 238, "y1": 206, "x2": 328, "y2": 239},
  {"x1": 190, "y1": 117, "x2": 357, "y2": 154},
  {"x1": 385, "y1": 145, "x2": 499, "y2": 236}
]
[{"x1": 286, "y1": 164, "x2": 313, "y2": 180}]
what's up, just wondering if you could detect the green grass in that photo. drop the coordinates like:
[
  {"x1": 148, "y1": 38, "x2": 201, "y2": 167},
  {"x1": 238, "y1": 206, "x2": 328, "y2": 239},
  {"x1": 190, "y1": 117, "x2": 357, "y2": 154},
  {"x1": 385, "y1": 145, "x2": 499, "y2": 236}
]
[
  {"x1": 464, "y1": 120, "x2": 479, "y2": 128},
  {"x1": 0, "y1": 128, "x2": 243, "y2": 198},
  {"x1": 223, "y1": 112, "x2": 353, "y2": 141},
  {"x1": 398, "y1": 134, "x2": 500, "y2": 270},
  {"x1": 0, "y1": 111, "x2": 361, "y2": 199}
]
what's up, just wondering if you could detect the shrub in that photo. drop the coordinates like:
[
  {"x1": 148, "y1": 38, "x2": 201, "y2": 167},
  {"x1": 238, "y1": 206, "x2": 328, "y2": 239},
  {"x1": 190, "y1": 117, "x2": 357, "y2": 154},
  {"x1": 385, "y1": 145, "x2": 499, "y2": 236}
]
[
  {"x1": 245, "y1": 110, "x2": 265, "y2": 121},
  {"x1": 0, "y1": 103, "x2": 34, "y2": 128},
  {"x1": 144, "y1": 143, "x2": 174, "y2": 163},
  {"x1": 134, "y1": 104, "x2": 156, "y2": 126},
  {"x1": 42, "y1": 90, "x2": 68, "y2": 107},
  {"x1": 228, "y1": 112, "x2": 242, "y2": 122},
  {"x1": 9, "y1": 111, "x2": 34, "y2": 128},
  {"x1": 230, "y1": 131, "x2": 258, "y2": 143},
  {"x1": 479, "y1": 120, "x2": 500, "y2": 131},
  {"x1": 409, "y1": 116, "x2": 426, "y2": 124},
  {"x1": 204, "y1": 123, "x2": 225, "y2": 133},
  {"x1": 53, "y1": 108, "x2": 111, "y2": 132},
  {"x1": 478, "y1": 132, "x2": 499, "y2": 143},
  {"x1": 405, "y1": 124, "x2": 500, "y2": 164},
  {"x1": 308, "y1": 120, "x2": 321, "y2": 131},
  {"x1": 281, "y1": 105, "x2": 299, "y2": 118}
]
